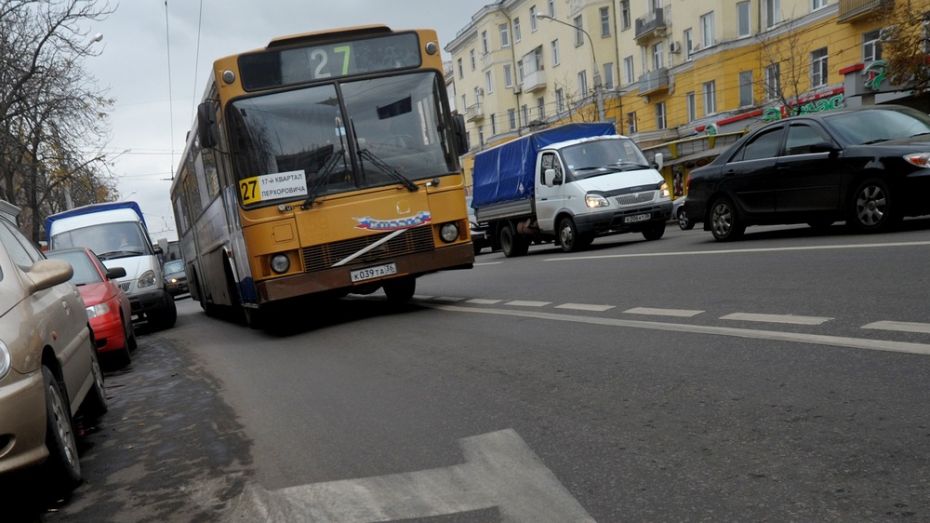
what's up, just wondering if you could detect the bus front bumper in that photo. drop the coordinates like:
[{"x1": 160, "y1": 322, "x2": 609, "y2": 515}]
[{"x1": 255, "y1": 243, "x2": 475, "y2": 303}]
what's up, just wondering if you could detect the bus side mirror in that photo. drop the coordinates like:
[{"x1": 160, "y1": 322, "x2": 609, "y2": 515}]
[
  {"x1": 197, "y1": 102, "x2": 217, "y2": 148},
  {"x1": 453, "y1": 114, "x2": 469, "y2": 155}
]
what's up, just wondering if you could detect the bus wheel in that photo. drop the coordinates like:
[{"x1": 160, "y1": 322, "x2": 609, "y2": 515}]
[
  {"x1": 242, "y1": 306, "x2": 264, "y2": 329},
  {"x1": 383, "y1": 276, "x2": 416, "y2": 303}
]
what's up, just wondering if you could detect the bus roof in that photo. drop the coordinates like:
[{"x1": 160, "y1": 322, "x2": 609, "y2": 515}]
[{"x1": 267, "y1": 25, "x2": 392, "y2": 48}]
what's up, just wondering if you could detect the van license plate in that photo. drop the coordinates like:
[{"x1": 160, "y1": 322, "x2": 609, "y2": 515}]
[
  {"x1": 351, "y1": 263, "x2": 398, "y2": 283},
  {"x1": 624, "y1": 213, "x2": 652, "y2": 224}
]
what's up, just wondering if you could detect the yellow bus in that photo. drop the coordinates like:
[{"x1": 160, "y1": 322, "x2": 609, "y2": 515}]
[{"x1": 170, "y1": 25, "x2": 473, "y2": 325}]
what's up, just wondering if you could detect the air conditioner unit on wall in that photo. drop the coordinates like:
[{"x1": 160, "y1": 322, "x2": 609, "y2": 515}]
[{"x1": 669, "y1": 41, "x2": 682, "y2": 54}]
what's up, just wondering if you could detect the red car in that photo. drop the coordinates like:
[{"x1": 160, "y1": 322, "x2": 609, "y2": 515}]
[{"x1": 46, "y1": 248, "x2": 136, "y2": 366}]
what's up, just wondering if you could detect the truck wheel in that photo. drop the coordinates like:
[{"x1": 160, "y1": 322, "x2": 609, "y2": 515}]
[
  {"x1": 642, "y1": 221, "x2": 666, "y2": 241},
  {"x1": 157, "y1": 294, "x2": 177, "y2": 329},
  {"x1": 383, "y1": 276, "x2": 416, "y2": 303},
  {"x1": 557, "y1": 217, "x2": 592, "y2": 252},
  {"x1": 499, "y1": 223, "x2": 529, "y2": 257}
]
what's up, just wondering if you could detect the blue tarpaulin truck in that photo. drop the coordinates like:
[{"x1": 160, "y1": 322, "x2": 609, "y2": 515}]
[{"x1": 471, "y1": 123, "x2": 673, "y2": 256}]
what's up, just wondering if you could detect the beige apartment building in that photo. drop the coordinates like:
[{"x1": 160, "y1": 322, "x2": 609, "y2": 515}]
[{"x1": 447, "y1": 0, "x2": 919, "y2": 164}]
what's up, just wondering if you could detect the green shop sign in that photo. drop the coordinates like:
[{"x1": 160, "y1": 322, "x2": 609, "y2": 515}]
[{"x1": 762, "y1": 93, "x2": 845, "y2": 122}]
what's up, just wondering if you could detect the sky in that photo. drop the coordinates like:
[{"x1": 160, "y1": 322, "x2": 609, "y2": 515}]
[{"x1": 84, "y1": 0, "x2": 489, "y2": 241}]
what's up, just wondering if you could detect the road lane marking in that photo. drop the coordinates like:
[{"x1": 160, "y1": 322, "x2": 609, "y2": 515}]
[
  {"x1": 467, "y1": 298, "x2": 504, "y2": 305},
  {"x1": 544, "y1": 240, "x2": 930, "y2": 262},
  {"x1": 429, "y1": 305, "x2": 930, "y2": 357},
  {"x1": 433, "y1": 296, "x2": 467, "y2": 303},
  {"x1": 554, "y1": 303, "x2": 616, "y2": 312},
  {"x1": 624, "y1": 307, "x2": 704, "y2": 318},
  {"x1": 228, "y1": 429, "x2": 594, "y2": 522},
  {"x1": 721, "y1": 312, "x2": 833, "y2": 326},
  {"x1": 505, "y1": 300, "x2": 552, "y2": 307},
  {"x1": 476, "y1": 261, "x2": 503, "y2": 266},
  {"x1": 862, "y1": 320, "x2": 930, "y2": 334}
]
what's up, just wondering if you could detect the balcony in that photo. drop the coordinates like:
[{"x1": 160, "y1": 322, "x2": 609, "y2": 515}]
[
  {"x1": 521, "y1": 69, "x2": 547, "y2": 93},
  {"x1": 465, "y1": 103, "x2": 484, "y2": 122},
  {"x1": 638, "y1": 68, "x2": 669, "y2": 96},
  {"x1": 837, "y1": 0, "x2": 893, "y2": 23},
  {"x1": 635, "y1": 7, "x2": 667, "y2": 43}
]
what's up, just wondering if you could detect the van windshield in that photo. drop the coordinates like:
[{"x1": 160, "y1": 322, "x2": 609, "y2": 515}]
[
  {"x1": 51, "y1": 222, "x2": 151, "y2": 260},
  {"x1": 561, "y1": 138, "x2": 649, "y2": 180}
]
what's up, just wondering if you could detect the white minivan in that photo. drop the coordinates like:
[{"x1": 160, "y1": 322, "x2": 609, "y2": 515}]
[{"x1": 45, "y1": 202, "x2": 176, "y2": 328}]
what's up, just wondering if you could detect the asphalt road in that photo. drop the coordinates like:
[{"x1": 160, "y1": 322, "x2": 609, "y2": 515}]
[{"x1": 26, "y1": 220, "x2": 930, "y2": 521}]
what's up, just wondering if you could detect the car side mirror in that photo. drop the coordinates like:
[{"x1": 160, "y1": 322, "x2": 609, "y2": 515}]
[
  {"x1": 153, "y1": 245, "x2": 163, "y2": 255},
  {"x1": 26, "y1": 259, "x2": 73, "y2": 294},
  {"x1": 653, "y1": 152, "x2": 664, "y2": 171},
  {"x1": 107, "y1": 267, "x2": 127, "y2": 280},
  {"x1": 452, "y1": 114, "x2": 469, "y2": 155},
  {"x1": 544, "y1": 168, "x2": 562, "y2": 186},
  {"x1": 197, "y1": 102, "x2": 217, "y2": 148},
  {"x1": 809, "y1": 142, "x2": 839, "y2": 155}
]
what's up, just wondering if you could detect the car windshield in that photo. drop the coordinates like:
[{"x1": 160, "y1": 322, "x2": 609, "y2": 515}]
[
  {"x1": 51, "y1": 221, "x2": 150, "y2": 260},
  {"x1": 227, "y1": 71, "x2": 457, "y2": 205},
  {"x1": 824, "y1": 107, "x2": 930, "y2": 145},
  {"x1": 46, "y1": 250, "x2": 102, "y2": 286},
  {"x1": 561, "y1": 139, "x2": 649, "y2": 179},
  {"x1": 164, "y1": 260, "x2": 184, "y2": 274}
]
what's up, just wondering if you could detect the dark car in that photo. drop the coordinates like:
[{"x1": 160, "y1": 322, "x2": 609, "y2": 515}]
[
  {"x1": 466, "y1": 197, "x2": 492, "y2": 255},
  {"x1": 684, "y1": 105, "x2": 930, "y2": 241},
  {"x1": 163, "y1": 259, "x2": 189, "y2": 296}
]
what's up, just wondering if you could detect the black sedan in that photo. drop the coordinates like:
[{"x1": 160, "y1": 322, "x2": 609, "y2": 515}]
[{"x1": 684, "y1": 105, "x2": 930, "y2": 241}]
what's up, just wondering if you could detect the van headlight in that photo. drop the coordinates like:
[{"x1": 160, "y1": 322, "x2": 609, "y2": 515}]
[
  {"x1": 659, "y1": 182, "x2": 671, "y2": 199},
  {"x1": 440, "y1": 223, "x2": 459, "y2": 243},
  {"x1": 137, "y1": 270, "x2": 156, "y2": 288},
  {"x1": 585, "y1": 194, "x2": 610, "y2": 208},
  {"x1": 85, "y1": 303, "x2": 111, "y2": 319},
  {"x1": 0, "y1": 340, "x2": 10, "y2": 380}
]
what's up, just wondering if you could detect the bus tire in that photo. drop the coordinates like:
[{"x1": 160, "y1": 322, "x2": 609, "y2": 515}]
[{"x1": 383, "y1": 276, "x2": 416, "y2": 303}]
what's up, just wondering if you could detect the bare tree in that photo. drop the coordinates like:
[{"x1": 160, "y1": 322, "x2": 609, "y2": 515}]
[
  {"x1": 757, "y1": 17, "x2": 807, "y2": 120},
  {"x1": 880, "y1": 0, "x2": 930, "y2": 94}
]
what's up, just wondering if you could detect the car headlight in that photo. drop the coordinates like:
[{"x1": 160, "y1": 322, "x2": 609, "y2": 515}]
[
  {"x1": 659, "y1": 182, "x2": 671, "y2": 199},
  {"x1": 903, "y1": 152, "x2": 930, "y2": 167},
  {"x1": 585, "y1": 194, "x2": 610, "y2": 208},
  {"x1": 440, "y1": 223, "x2": 459, "y2": 243},
  {"x1": 271, "y1": 254, "x2": 290, "y2": 274},
  {"x1": 85, "y1": 303, "x2": 111, "y2": 319},
  {"x1": 0, "y1": 340, "x2": 10, "y2": 380},
  {"x1": 170, "y1": 278, "x2": 178, "y2": 283},
  {"x1": 137, "y1": 270, "x2": 156, "y2": 288}
]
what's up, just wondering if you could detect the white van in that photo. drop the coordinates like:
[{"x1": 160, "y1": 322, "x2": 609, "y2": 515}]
[{"x1": 45, "y1": 202, "x2": 177, "y2": 328}]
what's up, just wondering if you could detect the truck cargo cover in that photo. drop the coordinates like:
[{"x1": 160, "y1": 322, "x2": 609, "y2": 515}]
[{"x1": 471, "y1": 123, "x2": 617, "y2": 208}]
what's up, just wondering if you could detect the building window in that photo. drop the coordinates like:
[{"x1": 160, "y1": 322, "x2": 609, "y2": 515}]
[
  {"x1": 470, "y1": 49, "x2": 476, "y2": 70},
  {"x1": 652, "y1": 42, "x2": 664, "y2": 69},
  {"x1": 603, "y1": 63, "x2": 614, "y2": 90},
  {"x1": 703, "y1": 80, "x2": 717, "y2": 115},
  {"x1": 739, "y1": 70, "x2": 753, "y2": 107},
  {"x1": 765, "y1": 63, "x2": 781, "y2": 100},
  {"x1": 482, "y1": 31, "x2": 489, "y2": 54},
  {"x1": 578, "y1": 70, "x2": 588, "y2": 96},
  {"x1": 627, "y1": 112, "x2": 637, "y2": 134},
  {"x1": 737, "y1": 2, "x2": 750, "y2": 37},
  {"x1": 530, "y1": 5, "x2": 538, "y2": 32},
  {"x1": 504, "y1": 63, "x2": 513, "y2": 87},
  {"x1": 863, "y1": 30, "x2": 882, "y2": 63},
  {"x1": 522, "y1": 104, "x2": 529, "y2": 126},
  {"x1": 474, "y1": 86, "x2": 481, "y2": 104},
  {"x1": 461, "y1": 94, "x2": 467, "y2": 109},
  {"x1": 684, "y1": 28, "x2": 693, "y2": 58},
  {"x1": 600, "y1": 7, "x2": 611, "y2": 38},
  {"x1": 521, "y1": 46, "x2": 544, "y2": 78},
  {"x1": 624, "y1": 55, "x2": 634, "y2": 85},
  {"x1": 686, "y1": 92, "x2": 696, "y2": 122},
  {"x1": 656, "y1": 102, "x2": 666, "y2": 130},
  {"x1": 508, "y1": 108, "x2": 517, "y2": 130},
  {"x1": 514, "y1": 17, "x2": 522, "y2": 42},
  {"x1": 812, "y1": 0, "x2": 827, "y2": 11},
  {"x1": 556, "y1": 88, "x2": 565, "y2": 113},
  {"x1": 457, "y1": 58, "x2": 463, "y2": 79},
  {"x1": 500, "y1": 24, "x2": 510, "y2": 48},
  {"x1": 485, "y1": 71, "x2": 494, "y2": 94},
  {"x1": 810, "y1": 47, "x2": 828, "y2": 88},
  {"x1": 491, "y1": 114, "x2": 497, "y2": 135},
  {"x1": 551, "y1": 39, "x2": 560, "y2": 66},
  {"x1": 574, "y1": 15, "x2": 584, "y2": 47},
  {"x1": 547, "y1": 0, "x2": 555, "y2": 17},
  {"x1": 701, "y1": 12, "x2": 715, "y2": 48},
  {"x1": 620, "y1": 0, "x2": 631, "y2": 30},
  {"x1": 478, "y1": 127, "x2": 485, "y2": 147},
  {"x1": 764, "y1": 0, "x2": 781, "y2": 28},
  {"x1": 537, "y1": 96, "x2": 545, "y2": 119},
  {"x1": 517, "y1": 59, "x2": 524, "y2": 83}
]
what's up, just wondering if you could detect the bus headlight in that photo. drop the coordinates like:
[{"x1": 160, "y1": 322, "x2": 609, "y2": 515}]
[
  {"x1": 0, "y1": 340, "x2": 10, "y2": 380},
  {"x1": 271, "y1": 254, "x2": 290, "y2": 274},
  {"x1": 440, "y1": 223, "x2": 459, "y2": 243},
  {"x1": 137, "y1": 270, "x2": 156, "y2": 288}
]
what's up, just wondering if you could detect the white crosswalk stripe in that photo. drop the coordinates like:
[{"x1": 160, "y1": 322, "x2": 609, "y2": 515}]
[
  {"x1": 505, "y1": 300, "x2": 552, "y2": 307},
  {"x1": 433, "y1": 297, "x2": 467, "y2": 303},
  {"x1": 554, "y1": 303, "x2": 616, "y2": 312},
  {"x1": 467, "y1": 298, "x2": 503, "y2": 305},
  {"x1": 862, "y1": 321, "x2": 930, "y2": 334},
  {"x1": 721, "y1": 312, "x2": 832, "y2": 326},
  {"x1": 624, "y1": 307, "x2": 703, "y2": 318}
]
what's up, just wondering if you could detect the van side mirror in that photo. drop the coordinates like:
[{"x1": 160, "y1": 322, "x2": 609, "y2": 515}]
[
  {"x1": 153, "y1": 244, "x2": 163, "y2": 255},
  {"x1": 544, "y1": 168, "x2": 562, "y2": 186},
  {"x1": 197, "y1": 102, "x2": 217, "y2": 148},
  {"x1": 653, "y1": 152, "x2": 664, "y2": 171},
  {"x1": 452, "y1": 114, "x2": 469, "y2": 155},
  {"x1": 107, "y1": 267, "x2": 127, "y2": 280}
]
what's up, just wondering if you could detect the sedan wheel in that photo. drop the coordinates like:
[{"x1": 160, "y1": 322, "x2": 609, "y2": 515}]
[
  {"x1": 850, "y1": 179, "x2": 894, "y2": 232},
  {"x1": 677, "y1": 208, "x2": 694, "y2": 230},
  {"x1": 42, "y1": 366, "x2": 81, "y2": 488},
  {"x1": 710, "y1": 197, "x2": 745, "y2": 241}
]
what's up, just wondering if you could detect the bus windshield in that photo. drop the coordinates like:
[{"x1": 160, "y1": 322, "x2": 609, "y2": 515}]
[{"x1": 227, "y1": 71, "x2": 456, "y2": 204}]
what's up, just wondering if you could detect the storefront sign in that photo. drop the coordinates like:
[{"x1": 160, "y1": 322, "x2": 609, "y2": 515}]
[{"x1": 762, "y1": 93, "x2": 845, "y2": 122}]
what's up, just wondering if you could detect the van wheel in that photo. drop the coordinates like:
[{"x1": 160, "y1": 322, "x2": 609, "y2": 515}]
[
  {"x1": 42, "y1": 366, "x2": 82, "y2": 489},
  {"x1": 499, "y1": 223, "x2": 528, "y2": 257},
  {"x1": 642, "y1": 221, "x2": 666, "y2": 241},
  {"x1": 558, "y1": 217, "x2": 592, "y2": 252},
  {"x1": 384, "y1": 276, "x2": 416, "y2": 303}
]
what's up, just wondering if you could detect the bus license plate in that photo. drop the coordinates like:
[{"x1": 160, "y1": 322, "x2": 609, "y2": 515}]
[
  {"x1": 350, "y1": 263, "x2": 397, "y2": 283},
  {"x1": 624, "y1": 213, "x2": 652, "y2": 224}
]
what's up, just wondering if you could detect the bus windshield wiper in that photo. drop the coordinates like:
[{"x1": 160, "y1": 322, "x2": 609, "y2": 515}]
[
  {"x1": 357, "y1": 149, "x2": 419, "y2": 192},
  {"x1": 301, "y1": 148, "x2": 346, "y2": 209}
]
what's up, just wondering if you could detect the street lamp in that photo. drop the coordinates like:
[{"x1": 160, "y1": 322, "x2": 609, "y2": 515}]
[{"x1": 536, "y1": 13, "x2": 606, "y2": 122}]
